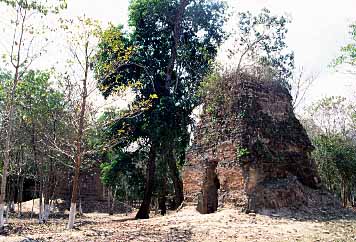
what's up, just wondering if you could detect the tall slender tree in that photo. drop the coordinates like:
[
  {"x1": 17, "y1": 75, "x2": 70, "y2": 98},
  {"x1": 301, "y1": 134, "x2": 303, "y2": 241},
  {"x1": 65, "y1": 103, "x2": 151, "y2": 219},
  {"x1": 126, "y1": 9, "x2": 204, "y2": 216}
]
[{"x1": 59, "y1": 16, "x2": 101, "y2": 229}]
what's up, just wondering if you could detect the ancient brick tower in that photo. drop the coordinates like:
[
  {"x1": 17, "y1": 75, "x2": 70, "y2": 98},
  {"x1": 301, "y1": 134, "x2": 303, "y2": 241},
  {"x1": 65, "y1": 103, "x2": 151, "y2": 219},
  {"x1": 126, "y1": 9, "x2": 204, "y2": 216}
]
[{"x1": 183, "y1": 74, "x2": 323, "y2": 214}]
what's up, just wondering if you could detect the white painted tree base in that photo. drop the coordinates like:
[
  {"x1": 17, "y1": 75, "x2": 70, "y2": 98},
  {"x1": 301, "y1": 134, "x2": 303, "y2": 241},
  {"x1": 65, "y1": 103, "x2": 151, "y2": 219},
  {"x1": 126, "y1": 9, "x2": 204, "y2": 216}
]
[
  {"x1": 67, "y1": 203, "x2": 76, "y2": 229},
  {"x1": 43, "y1": 204, "x2": 50, "y2": 222},
  {"x1": 38, "y1": 206, "x2": 43, "y2": 224},
  {"x1": 0, "y1": 203, "x2": 4, "y2": 228}
]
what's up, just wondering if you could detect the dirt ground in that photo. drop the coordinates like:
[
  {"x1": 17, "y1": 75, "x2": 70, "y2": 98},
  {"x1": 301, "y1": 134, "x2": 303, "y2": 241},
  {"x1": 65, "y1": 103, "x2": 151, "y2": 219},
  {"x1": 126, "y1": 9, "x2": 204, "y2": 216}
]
[{"x1": 1, "y1": 204, "x2": 356, "y2": 242}]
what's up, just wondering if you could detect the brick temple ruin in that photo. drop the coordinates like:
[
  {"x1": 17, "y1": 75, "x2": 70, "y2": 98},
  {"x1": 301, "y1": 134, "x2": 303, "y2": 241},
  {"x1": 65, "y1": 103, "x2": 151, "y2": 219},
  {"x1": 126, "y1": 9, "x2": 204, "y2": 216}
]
[{"x1": 183, "y1": 74, "x2": 333, "y2": 214}]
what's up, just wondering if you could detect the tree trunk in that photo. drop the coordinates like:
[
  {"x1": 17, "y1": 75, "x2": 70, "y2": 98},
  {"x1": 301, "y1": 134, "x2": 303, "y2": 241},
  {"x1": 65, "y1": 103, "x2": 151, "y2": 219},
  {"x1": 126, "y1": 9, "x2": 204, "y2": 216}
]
[
  {"x1": 154, "y1": 197, "x2": 159, "y2": 215},
  {"x1": 77, "y1": 186, "x2": 83, "y2": 216},
  {"x1": 0, "y1": 9, "x2": 27, "y2": 229},
  {"x1": 38, "y1": 181, "x2": 43, "y2": 224},
  {"x1": 167, "y1": 149, "x2": 184, "y2": 209},
  {"x1": 67, "y1": 200, "x2": 77, "y2": 229},
  {"x1": 135, "y1": 144, "x2": 157, "y2": 219},
  {"x1": 108, "y1": 188, "x2": 114, "y2": 215},
  {"x1": 17, "y1": 148, "x2": 24, "y2": 218},
  {"x1": 67, "y1": 41, "x2": 89, "y2": 229},
  {"x1": 31, "y1": 182, "x2": 37, "y2": 220},
  {"x1": 44, "y1": 147, "x2": 55, "y2": 223},
  {"x1": 67, "y1": 163, "x2": 80, "y2": 229},
  {"x1": 159, "y1": 175, "x2": 167, "y2": 216},
  {"x1": 0, "y1": 117, "x2": 12, "y2": 228},
  {"x1": 5, "y1": 203, "x2": 9, "y2": 223},
  {"x1": 160, "y1": 0, "x2": 189, "y2": 214},
  {"x1": 43, "y1": 194, "x2": 50, "y2": 222},
  {"x1": 342, "y1": 178, "x2": 347, "y2": 207},
  {"x1": 17, "y1": 176, "x2": 24, "y2": 218},
  {"x1": 78, "y1": 199, "x2": 83, "y2": 216},
  {"x1": 31, "y1": 121, "x2": 44, "y2": 224},
  {"x1": 0, "y1": 76, "x2": 15, "y2": 230},
  {"x1": 10, "y1": 181, "x2": 15, "y2": 213},
  {"x1": 0, "y1": 155, "x2": 9, "y2": 228}
]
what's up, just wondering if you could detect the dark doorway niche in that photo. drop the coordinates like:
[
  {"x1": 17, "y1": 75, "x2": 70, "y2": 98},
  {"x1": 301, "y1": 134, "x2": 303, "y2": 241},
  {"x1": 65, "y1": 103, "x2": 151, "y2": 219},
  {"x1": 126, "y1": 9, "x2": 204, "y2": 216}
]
[{"x1": 197, "y1": 160, "x2": 220, "y2": 214}]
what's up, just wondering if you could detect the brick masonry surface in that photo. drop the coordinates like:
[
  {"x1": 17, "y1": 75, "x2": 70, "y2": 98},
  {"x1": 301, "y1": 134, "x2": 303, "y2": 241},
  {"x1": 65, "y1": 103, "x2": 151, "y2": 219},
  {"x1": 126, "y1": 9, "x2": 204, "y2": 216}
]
[{"x1": 182, "y1": 75, "x2": 330, "y2": 213}]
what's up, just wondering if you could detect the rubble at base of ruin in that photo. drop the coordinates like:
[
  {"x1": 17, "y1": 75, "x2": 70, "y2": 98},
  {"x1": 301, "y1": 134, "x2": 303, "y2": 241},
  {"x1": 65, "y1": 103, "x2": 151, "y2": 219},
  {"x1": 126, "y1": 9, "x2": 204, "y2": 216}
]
[{"x1": 183, "y1": 74, "x2": 340, "y2": 214}]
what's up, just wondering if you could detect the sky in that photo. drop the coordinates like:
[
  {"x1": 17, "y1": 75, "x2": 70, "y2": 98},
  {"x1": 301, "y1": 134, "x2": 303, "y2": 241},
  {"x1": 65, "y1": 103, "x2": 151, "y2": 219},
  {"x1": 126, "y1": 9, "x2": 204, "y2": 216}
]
[
  {"x1": 228, "y1": 0, "x2": 356, "y2": 110},
  {"x1": 1, "y1": 0, "x2": 356, "y2": 110},
  {"x1": 65, "y1": 0, "x2": 356, "y2": 108}
]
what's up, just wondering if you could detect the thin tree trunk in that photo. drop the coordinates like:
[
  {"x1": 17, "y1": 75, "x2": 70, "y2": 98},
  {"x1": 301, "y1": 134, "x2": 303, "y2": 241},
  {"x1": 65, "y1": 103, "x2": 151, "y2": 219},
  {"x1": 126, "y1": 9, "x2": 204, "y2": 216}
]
[
  {"x1": 49, "y1": 118, "x2": 59, "y2": 206},
  {"x1": 0, "y1": 118, "x2": 12, "y2": 228},
  {"x1": 31, "y1": 121, "x2": 44, "y2": 223},
  {"x1": 17, "y1": 148, "x2": 24, "y2": 218},
  {"x1": 112, "y1": 189, "x2": 117, "y2": 215},
  {"x1": 107, "y1": 188, "x2": 110, "y2": 214},
  {"x1": 43, "y1": 186, "x2": 50, "y2": 222},
  {"x1": 0, "y1": 8, "x2": 27, "y2": 229},
  {"x1": 43, "y1": 196, "x2": 50, "y2": 223},
  {"x1": 167, "y1": 149, "x2": 184, "y2": 209},
  {"x1": 124, "y1": 184, "x2": 129, "y2": 216},
  {"x1": 38, "y1": 180, "x2": 43, "y2": 224},
  {"x1": 0, "y1": 153, "x2": 9, "y2": 228},
  {"x1": 5, "y1": 203, "x2": 9, "y2": 223},
  {"x1": 342, "y1": 178, "x2": 347, "y2": 207},
  {"x1": 159, "y1": 174, "x2": 167, "y2": 216},
  {"x1": 135, "y1": 144, "x2": 157, "y2": 219},
  {"x1": 67, "y1": 41, "x2": 89, "y2": 229},
  {"x1": 44, "y1": 149, "x2": 54, "y2": 223},
  {"x1": 67, "y1": 162, "x2": 80, "y2": 229},
  {"x1": 31, "y1": 182, "x2": 37, "y2": 220},
  {"x1": 78, "y1": 185, "x2": 83, "y2": 216},
  {"x1": 17, "y1": 176, "x2": 24, "y2": 218},
  {"x1": 10, "y1": 181, "x2": 16, "y2": 213},
  {"x1": 16, "y1": 172, "x2": 20, "y2": 214},
  {"x1": 108, "y1": 188, "x2": 115, "y2": 216}
]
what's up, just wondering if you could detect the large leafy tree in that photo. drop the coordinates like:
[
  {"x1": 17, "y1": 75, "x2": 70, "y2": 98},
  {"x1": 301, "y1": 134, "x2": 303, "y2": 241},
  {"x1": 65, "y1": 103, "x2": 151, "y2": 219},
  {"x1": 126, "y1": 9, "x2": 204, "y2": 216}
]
[{"x1": 95, "y1": 0, "x2": 226, "y2": 219}]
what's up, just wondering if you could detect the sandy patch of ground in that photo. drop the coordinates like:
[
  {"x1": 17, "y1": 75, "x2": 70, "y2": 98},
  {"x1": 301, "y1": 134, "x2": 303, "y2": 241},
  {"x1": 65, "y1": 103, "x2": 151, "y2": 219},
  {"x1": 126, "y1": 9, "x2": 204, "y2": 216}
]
[{"x1": 1, "y1": 205, "x2": 356, "y2": 242}]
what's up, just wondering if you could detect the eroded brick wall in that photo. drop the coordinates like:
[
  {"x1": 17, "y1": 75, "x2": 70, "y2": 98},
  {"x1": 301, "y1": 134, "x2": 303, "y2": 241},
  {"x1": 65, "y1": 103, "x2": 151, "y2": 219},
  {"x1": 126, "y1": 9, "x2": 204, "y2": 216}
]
[{"x1": 183, "y1": 75, "x2": 322, "y2": 212}]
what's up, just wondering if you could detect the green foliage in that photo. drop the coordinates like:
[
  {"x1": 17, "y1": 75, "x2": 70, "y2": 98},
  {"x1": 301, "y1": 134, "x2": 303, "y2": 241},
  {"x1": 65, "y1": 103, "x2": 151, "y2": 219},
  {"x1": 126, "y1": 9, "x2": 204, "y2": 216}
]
[
  {"x1": 91, "y1": 110, "x2": 146, "y2": 201},
  {"x1": 313, "y1": 135, "x2": 356, "y2": 199},
  {"x1": 333, "y1": 23, "x2": 356, "y2": 70},
  {"x1": 304, "y1": 95, "x2": 356, "y2": 206},
  {"x1": 0, "y1": 69, "x2": 11, "y2": 104},
  {"x1": 0, "y1": 68, "x2": 77, "y2": 185},
  {"x1": 200, "y1": 9, "x2": 295, "y2": 125},
  {"x1": 95, "y1": 0, "x2": 226, "y2": 202},
  {"x1": 16, "y1": 70, "x2": 65, "y2": 125},
  {"x1": 100, "y1": 150, "x2": 145, "y2": 201},
  {"x1": 95, "y1": 25, "x2": 134, "y2": 95},
  {"x1": 198, "y1": 69, "x2": 224, "y2": 119},
  {"x1": 235, "y1": 145, "x2": 249, "y2": 159},
  {"x1": 233, "y1": 8, "x2": 294, "y2": 88}
]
